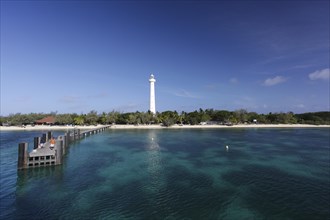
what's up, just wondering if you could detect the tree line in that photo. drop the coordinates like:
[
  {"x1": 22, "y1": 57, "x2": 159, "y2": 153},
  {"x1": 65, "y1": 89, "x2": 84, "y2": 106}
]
[{"x1": 1, "y1": 109, "x2": 329, "y2": 126}]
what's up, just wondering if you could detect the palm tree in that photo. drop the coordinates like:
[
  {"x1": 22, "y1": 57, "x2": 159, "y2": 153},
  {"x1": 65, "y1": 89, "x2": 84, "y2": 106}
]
[{"x1": 74, "y1": 116, "x2": 85, "y2": 125}]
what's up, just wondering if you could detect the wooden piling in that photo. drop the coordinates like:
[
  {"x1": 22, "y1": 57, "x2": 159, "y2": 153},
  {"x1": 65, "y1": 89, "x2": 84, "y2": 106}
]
[
  {"x1": 47, "y1": 131, "x2": 52, "y2": 141},
  {"x1": 65, "y1": 132, "x2": 70, "y2": 146},
  {"x1": 34, "y1": 137, "x2": 40, "y2": 149},
  {"x1": 18, "y1": 143, "x2": 28, "y2": 170},
  {"x1": 56, "y1": 140, "x2": 63, "y2": 165},
  {"x1": 41, "y1": 134, "x2": 47, "y2": 143},
  {"x1": 58, "y1": 136, "x2": 65, "y2": 155},
  {"x1": 63, "y1": 134, "x2": 67, "y2": 148}
]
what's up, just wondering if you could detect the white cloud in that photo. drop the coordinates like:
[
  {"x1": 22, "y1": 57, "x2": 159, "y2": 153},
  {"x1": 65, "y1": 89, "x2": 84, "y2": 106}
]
[
  {"x1": 295, "y1": 104, "x2": 305, "y2": 108},
  {"x1": 263, "y1": 76, "x2": 287, "y2": 86},
  {"x1": 308, "y1": 68, "x2": 330, "y2": 81}
]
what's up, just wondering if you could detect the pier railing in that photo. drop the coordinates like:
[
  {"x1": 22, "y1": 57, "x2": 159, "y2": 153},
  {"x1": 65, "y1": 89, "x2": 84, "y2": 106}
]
[{"x1": 17, "y1": 126, "x2": 110, "y2": 170}]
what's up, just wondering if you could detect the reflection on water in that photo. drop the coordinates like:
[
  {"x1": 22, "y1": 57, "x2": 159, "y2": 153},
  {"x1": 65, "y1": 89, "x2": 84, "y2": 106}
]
[
  {"x1": 147, "y1": 129, "x2": 160, "y2": 150},
  {"x1": 146, "y1": 130, "x2": 163, "y2": 194},
  {"x1": 16, "y1": 166, "x2": 64, "y2": 192}
]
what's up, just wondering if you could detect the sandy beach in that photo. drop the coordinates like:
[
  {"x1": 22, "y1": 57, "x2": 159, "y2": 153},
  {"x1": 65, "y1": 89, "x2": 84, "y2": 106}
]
[
  {"x1": 0, "y1": 124, "x2": 329, "y2": 131},
  {"x1": 111, "y1": 124, "x2": 330, "y2": 129},
  {"x1": 0, "y1": 125, "x2": 107, "y2": 131}
]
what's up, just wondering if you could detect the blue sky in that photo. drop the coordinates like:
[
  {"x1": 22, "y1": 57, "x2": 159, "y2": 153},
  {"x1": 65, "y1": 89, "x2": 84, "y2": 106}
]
[{"x1": 1, "y1": 0, "x2": 329, "y2": 116}]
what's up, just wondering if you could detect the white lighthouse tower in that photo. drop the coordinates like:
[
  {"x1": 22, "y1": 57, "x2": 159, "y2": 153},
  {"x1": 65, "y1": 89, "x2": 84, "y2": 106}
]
[{"x1": 149, "y1": 74, "x2": 156, "y2": 114}]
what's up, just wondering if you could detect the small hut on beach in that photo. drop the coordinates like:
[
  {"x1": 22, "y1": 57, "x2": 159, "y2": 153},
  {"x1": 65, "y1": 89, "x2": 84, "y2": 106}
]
[{"x1": 35, "y1": 116, "x2": 55, "y2": 125}]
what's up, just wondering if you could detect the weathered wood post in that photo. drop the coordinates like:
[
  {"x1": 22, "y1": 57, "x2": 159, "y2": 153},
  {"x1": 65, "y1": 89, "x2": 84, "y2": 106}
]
[
  {"x1": 56, "y1": 140, "x2": 63, "y2": 165},
  {"x1": 65, "y1": 132, "x2": 70, "y2": 146},
  {"x1": 18, "y1": 143, "x2": 28, "y2": 170},
  {"x1": 63, "y1": 134, "x2": 67, "y2": 148},
  {"x1": 34, "y1": 137, "x2": 41, "y2": 149},
  {"x1": 58, "y1": 136, "x2": 65, "y2": 155},
  {"x1": 47, "y1": 131, "x2": 52, "y2": 141},
  {"x1": 77, "y1": 129, "x2": 81, "y2": 139},
  {"x1": 41, "y1": 133, "x2": 47, "y2": 143}
]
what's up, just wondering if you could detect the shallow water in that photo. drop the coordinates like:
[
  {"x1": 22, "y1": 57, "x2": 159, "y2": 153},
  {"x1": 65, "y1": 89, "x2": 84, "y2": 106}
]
[{"x1": 1, "y1": 128, "x2": 329, "y2": 219}]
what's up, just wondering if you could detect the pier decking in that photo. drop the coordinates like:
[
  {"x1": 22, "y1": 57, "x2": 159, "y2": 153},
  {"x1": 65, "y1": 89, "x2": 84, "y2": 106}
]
[
  {"x1": 18, "y1": 126, "x2": 110, "y2": 170},
  {"x1": 28, "y1": 142, "x2": 56, "y2": 167}
]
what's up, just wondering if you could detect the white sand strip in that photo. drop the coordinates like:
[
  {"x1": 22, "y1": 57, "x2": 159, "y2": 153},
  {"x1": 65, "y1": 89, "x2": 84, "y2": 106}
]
[
  {"x1": 1, "y1": 124, "x2": 328, "y2": 131},
  {"x1": 0, "y1": 125, "x2": 107, "y2": 131},
  {"x1": 109, "y1": 124, "x2": 330, "y2": 129}
]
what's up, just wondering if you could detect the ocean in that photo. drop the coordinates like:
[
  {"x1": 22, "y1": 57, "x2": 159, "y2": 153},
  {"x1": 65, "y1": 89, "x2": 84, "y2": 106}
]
[{"x1": 0, "y1": 128, "x2": 329, "y2": 219}]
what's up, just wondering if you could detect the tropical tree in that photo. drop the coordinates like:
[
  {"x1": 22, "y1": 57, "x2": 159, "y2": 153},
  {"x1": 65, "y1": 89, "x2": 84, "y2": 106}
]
[
  {"x1": 185, "y1": 111, "x2": 200, "y2": 125},
  {"x1": 200, "y1": 109, "x2": 211, "y2": 122},
  {"x1": 255, "y1": 114, "x2": 268, "y2": 124},
  {"x1": 136, "y1": 112, "x2": 146, "y2": 124},
  {"x1": 116, "y1": 113, "x2": 130, "y2": 124},
  {"x1": 178, "y1": 111, "x2": 186, "y2": 125},
  {"x1": 74, "y1": 115, "x2": 85, "y2": 125},
  {"x1": 127, "y1": 113, "x2": 138, "y2": 124},
  {"x1": 55, "y1": 114, "x2": 73, "y2": 125},
  {"x1": 98, "y1": 112, "x2": 108, "y2": 125},
  {"x1": 234, "y1": 109, "x2": 248, "y2": 123},
  {"x1": 107, "y1": 111, "x2": 120, "y2": 124},
  {"x1": 1, "y1": 110, "x2": 329, "y2": 126},
  {"x1": 85, "y1": 110, "x2": 98, "y2": 125},
  {"x1": 158, "y1": 111, "x2": 179, "y2": 126},
  {"x1": 212, "y1": 110, "x2": 230, "y2": 123},
  {"x1": 145, "y1": 111, "x2": 155, "y2": 124}
]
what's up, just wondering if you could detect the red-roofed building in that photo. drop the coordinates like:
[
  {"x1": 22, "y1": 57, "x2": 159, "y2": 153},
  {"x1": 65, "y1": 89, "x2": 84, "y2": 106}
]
[{"x1": 35, "y1": 116, "x2": 55, "y2": 125}]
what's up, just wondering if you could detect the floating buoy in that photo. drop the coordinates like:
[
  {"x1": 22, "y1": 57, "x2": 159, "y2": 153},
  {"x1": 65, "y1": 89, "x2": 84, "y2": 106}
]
[{"x1": 226, "y1": 145, "x2": 229, "y2": 150}]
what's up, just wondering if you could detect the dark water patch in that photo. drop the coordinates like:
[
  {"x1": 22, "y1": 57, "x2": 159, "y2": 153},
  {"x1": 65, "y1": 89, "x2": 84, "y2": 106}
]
[
  {"x1": 77, "y1": 164, "x2": 236, "y2": 219},
  {"x1": 62, "y1": 180, "x2": 146, "y2": 219},
  {"x1": 16, "y1": 166, "x2": 63, "y2": 186},
  {"x1": 64, "y1": 161, "x2": 108, "y2": 193},
  {"x1": 222, "y1": 164, "x2": 330, "y2": 219},
  {"x1": 222, "y1": 147, "x2": 251, "y2": 161},
  {"x1": 162, "y1": 165, "x2": 235, "y2": 219},
  {"x1": 15, "y1": 168, "x2": 71, "y2": 219},
  {"x1": 193, "y1": 148, "x2": 252, "y2": 170}
]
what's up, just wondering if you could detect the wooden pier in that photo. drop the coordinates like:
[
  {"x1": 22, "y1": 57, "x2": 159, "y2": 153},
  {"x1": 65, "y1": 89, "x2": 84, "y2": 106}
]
[{"x1": 17, "y1": 126, "x2": 110, "y2": 170}]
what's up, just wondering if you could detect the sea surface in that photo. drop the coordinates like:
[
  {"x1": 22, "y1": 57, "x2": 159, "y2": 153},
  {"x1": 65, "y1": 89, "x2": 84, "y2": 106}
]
[{"x1": 0, "y1": 128, "x2": 329, "y2": 219}]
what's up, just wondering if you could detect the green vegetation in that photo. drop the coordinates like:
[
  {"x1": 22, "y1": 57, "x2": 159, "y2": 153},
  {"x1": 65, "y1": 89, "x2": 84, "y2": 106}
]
[
  {"x1": 0, "y1": 109, "x2": 329, "y2": 126},
  {"x1": 295, "y1": 111, "x2": 330, "y2": 125}
]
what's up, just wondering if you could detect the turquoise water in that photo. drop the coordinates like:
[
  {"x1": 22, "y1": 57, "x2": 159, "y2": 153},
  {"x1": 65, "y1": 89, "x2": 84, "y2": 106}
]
[{"x1": 1, "y1": 128, "x2": 329, "y2": 219}]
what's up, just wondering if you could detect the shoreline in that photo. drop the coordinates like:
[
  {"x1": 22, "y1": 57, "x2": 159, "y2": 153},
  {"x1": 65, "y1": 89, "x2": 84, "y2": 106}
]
[
  {"x1": 0, "y1": 125, "x2": 107, "y2": 131},
  {"x1": 0, "y1": 124, "x2": 329, "y2": 131}
]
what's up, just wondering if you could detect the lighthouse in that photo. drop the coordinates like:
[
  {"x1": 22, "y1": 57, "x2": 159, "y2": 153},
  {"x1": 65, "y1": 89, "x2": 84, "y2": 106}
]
[{"x1": 149, "y1": 74, "x2": 156, "y2": 114}]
